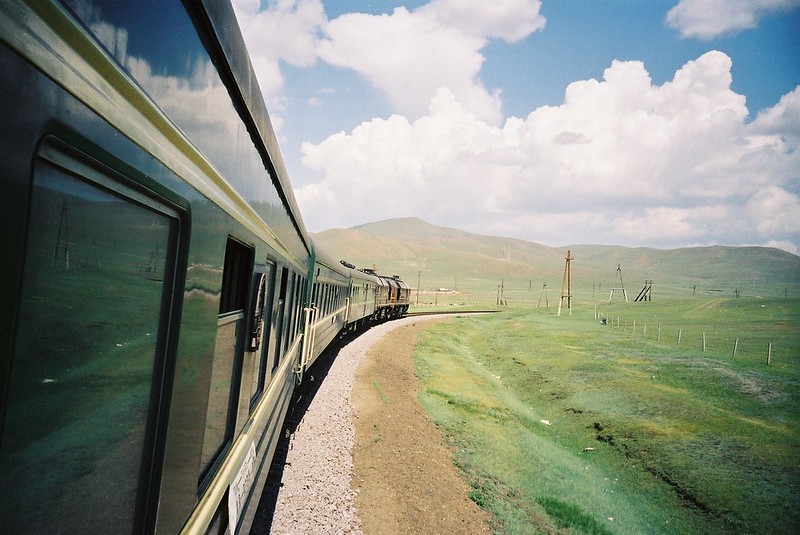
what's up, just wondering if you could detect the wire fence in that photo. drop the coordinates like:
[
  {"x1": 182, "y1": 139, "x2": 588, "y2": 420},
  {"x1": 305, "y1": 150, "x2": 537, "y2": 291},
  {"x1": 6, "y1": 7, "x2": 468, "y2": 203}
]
[{"x1": 596, "y1": 312, "x2": 797, "y2": 368}]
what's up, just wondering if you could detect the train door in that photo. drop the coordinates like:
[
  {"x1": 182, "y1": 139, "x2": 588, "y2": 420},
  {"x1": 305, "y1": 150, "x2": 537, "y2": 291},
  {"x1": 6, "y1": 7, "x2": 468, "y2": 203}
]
[
  {"x1": 0, "y1": 139, "x2": 185, "y2": 532},
  {"x1": 199, "y1": 237, "x2": 254, "y2": 485}
]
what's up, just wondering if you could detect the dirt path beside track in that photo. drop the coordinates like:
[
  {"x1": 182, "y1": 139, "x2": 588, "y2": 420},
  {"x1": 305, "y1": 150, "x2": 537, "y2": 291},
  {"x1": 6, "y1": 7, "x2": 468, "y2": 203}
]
[{"x1": 352, "y1": 319, "x2": 491, "y2": 534}]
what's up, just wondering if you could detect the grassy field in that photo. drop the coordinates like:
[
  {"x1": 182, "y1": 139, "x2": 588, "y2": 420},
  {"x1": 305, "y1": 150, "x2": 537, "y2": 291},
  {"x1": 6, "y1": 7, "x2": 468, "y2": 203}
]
[{"x1": 413, "y1": 297, "x2": 800, "y2": 534}]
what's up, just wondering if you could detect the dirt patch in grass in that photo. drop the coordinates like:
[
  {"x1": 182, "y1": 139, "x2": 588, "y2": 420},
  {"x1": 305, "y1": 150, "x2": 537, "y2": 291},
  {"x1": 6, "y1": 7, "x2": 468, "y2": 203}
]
[{"x1": 352, "y1": 320, "x2": 491, "y2": 534}]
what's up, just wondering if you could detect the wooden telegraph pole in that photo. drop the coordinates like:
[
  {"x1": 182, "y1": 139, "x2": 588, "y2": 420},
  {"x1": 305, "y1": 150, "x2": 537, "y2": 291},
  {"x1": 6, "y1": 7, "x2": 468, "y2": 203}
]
[
  {"x1": 608, "y1": 264, "x2": 628, "y2": 303},
  {"x1": 635, "y1": 279, "x2": 653, "y2": 302},
  {"x1": 557, "y1": 250, "x2": 573, "y2": 316},
  {"x1": 537, "y1": 283, "x2": 549, "y2": 308}
]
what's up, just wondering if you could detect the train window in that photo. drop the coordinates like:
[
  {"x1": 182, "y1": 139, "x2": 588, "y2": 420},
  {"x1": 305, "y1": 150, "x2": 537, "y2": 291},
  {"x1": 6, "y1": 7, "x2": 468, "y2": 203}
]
[
  {"x1": 295, "y1": 276, "x2": 304, "y2": 337},
  {"x1": 272, "y1": 267, "x2": 288, "y2": 372},
  {"x1": 288, "y1": 273, "x2": 297, "y2": 342},
  {"x1": 249, "y1": 271, "x2": 268, "y2": 353},
  {"x1": 286, "y1": 272, "x2": 295, "y2": 340},
  {"x1": 0, "y1": 146, "x2": 181, "y2": 532},
  {"x1": 219, "y1": 238, "x2": 253, "y2": 314},
  {"x1": 250, "y1": 262, "x2": 276, "y2": 406},
  {"x1": 294, "y1": 277, "x2": 301, "y2": 336},
  {"x1": 200, "y1": 237, "x2": 254, "y2": 484}
]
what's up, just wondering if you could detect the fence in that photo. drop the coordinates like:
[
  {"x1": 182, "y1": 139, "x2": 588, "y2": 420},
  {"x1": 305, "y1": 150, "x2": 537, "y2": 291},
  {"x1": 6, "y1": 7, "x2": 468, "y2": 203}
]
[{"x1": 598, "y1": 313, "x2": 790, "y2": 366}]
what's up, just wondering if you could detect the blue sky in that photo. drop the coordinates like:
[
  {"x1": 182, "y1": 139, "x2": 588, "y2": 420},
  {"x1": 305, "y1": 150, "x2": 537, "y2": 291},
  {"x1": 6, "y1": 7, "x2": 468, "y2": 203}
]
[{"x1": 233, "y1": 0, "x2": 800, "y2": 253}]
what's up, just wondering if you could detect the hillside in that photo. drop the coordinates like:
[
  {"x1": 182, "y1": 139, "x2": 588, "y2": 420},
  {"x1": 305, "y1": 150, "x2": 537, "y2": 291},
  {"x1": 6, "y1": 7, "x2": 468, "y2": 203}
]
[{"x1": 312, "y1": 217, "x2": 800, "y2": 302}]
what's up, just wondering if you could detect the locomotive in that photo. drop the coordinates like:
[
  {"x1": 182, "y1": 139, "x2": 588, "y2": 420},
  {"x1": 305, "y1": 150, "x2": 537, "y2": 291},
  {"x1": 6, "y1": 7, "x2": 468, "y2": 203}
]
[{"x1": 0, "y1": 1, "x2": 409, "y2": 533}]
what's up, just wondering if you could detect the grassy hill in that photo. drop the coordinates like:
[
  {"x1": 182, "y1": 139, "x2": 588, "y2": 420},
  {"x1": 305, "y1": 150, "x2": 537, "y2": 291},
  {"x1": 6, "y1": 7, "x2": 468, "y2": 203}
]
[{"x1": 312, "y1": 217, "x2": 800, "y2": 305}]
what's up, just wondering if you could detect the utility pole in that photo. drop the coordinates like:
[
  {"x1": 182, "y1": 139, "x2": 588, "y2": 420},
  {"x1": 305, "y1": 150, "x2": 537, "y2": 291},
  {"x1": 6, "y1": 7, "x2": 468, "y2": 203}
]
[
  {"x1": 557, "y1": 250, "x2": 573, "y2": 316},
  {"x1": 497, "y1": 278, "x2": 506, "y2": 306},
  {"x1": 608, "y1": 264, "x2": 628, "y2": 303},
  {"x1": 537, "y1": 283, "x2": 549, "y2": 308},
  {"x1": 635, "y1": 280, "x2": 653, "y2": 302}
]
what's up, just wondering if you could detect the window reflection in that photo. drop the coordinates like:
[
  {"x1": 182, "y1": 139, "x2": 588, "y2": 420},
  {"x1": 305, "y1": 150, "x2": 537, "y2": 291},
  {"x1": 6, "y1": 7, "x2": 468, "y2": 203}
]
[
  {"x1": 200, "y1": 238, "x2": 253, "y2": 481},
  {"x1": 0, "y1": 160, "x2": 173, "y2": 532},
  {"x1": 61, "y1": 0, "x2": 286, "y2": 228}
]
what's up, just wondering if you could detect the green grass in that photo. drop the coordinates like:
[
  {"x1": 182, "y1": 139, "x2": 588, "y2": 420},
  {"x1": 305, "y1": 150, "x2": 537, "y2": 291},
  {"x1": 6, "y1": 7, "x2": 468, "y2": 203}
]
[
  {"x1": 414, "y1": 298, "x2": 800, "y2": 534},
  {"x1": 537, "y1": 497, "x2": 615, "y2": 535}
]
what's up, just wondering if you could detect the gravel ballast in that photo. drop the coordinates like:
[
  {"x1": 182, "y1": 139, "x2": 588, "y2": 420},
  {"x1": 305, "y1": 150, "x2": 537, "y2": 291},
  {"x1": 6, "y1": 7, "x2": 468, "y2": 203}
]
[{"x1": 265, "y1": 317, "x2": 426, "y2": 534}]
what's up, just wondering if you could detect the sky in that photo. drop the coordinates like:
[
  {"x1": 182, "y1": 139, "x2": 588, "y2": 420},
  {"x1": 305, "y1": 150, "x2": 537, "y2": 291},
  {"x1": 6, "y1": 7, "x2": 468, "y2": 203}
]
[{"x1": 231, "y1": 0, "x2": 800, "y2": 254}]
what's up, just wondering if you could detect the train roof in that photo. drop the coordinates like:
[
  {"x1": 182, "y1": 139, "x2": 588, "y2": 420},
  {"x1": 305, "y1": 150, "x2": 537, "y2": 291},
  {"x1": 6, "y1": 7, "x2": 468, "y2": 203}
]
[{"x1": 312, "y1": 241, "x2": 381, "y2": 284}]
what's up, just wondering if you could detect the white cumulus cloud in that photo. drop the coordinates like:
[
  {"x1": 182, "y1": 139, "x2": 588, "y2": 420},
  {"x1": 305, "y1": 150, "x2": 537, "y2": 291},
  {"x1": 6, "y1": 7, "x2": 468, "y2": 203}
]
[
  {"x1": 232, "y1": 0, "x2": 326, "y2": 105},
  {"x1": 666, "y1": 0, "x2": 800, "y2": 39},
  {"x1": 296, "y1": 52, "x2": 800, "y2": 251},
  {"x1": 233, "y1": 0, "x2": 545, "y2": 124},
  {"x1": 316, "y1": 1, "x2": 545, "y2": 124},
  {"x1": 417, "y1": 0, "x2": 546, "y2": 42}
]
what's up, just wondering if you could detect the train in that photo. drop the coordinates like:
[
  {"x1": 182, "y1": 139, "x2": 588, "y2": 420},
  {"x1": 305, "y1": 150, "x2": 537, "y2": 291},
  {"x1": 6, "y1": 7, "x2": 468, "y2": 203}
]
[{"x1": 0, "y1": 1, "x2": 410, "y2": 533}]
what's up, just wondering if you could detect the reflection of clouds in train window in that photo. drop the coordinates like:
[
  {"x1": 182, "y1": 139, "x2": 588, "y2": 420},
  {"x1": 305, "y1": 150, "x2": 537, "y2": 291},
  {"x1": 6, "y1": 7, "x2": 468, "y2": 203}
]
[
  {"x1": 62, "y1": 1, "x2": 295, "y2": 252},
  {"x1": 124, "y1": 47, "x2": 275, "y2": 207},
  {"x1": 128, "y1": 55, "x2": 240, "y2": 141},
  {"x1": 81, "y1": 12, "x2": 271, "y2": 204}
]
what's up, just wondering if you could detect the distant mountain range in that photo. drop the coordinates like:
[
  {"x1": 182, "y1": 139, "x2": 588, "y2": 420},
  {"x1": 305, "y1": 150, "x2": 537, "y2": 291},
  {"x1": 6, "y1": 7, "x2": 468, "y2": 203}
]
[{"x1": 312, "y1": 217, "x2": 800, "y2": 299}]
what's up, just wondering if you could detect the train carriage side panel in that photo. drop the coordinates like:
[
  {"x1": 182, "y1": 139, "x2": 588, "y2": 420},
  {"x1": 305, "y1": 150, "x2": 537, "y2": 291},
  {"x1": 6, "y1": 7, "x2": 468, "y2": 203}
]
[
  {"x1": 348, "y1": 273, "x2": 380, "y2": 327},
  {"x1": 337, "y1": 260, "x2": 380, "y2": 330},
  {"x1": 0, "y1": 1, "x2": 312, "y2": 534},
  {"x1": 303, "y1": 247, "x2": 349, "y2": 370}
]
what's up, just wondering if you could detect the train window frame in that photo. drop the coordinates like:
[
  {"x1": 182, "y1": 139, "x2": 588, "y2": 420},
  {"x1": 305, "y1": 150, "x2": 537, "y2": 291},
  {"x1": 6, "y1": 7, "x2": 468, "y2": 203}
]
[
  {"x1": 2, "y1": 136, "x2": 187, "y2": 533},
  {"x1": 286, "y1": 272, "x2": 296, "y2": 347},
  {"x1": 248, "y1": 271, "x2": 268, "y2": 353},
  {"x1": 272, "y1": 267, "x2": 289, "y2": 372},
  {"x1": 250, "y1": 261, "x2": 276, "y2": 409},
  {"x1": 199, "y1": 236, "x2": 254, "y2": 489},
  {"x1": 219, "y1": 237, "x2": 255, "y2": 316},
  {"x1": 293, "y1": 274, "x2": 303, "y2": 338}
]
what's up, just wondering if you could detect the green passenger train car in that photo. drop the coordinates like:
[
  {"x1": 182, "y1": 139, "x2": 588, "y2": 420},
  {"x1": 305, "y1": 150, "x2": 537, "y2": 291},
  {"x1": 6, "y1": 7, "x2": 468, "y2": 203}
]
[{"x1": 0, "y1": 1, "x2": 409, "y2": 533}]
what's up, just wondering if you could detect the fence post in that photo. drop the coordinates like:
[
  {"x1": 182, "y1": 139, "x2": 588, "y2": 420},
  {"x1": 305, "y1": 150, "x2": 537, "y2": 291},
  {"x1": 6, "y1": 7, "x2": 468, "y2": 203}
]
[
  {"x1": 767, "y1": 343, "x2": 772, "y2": 365},
  {"x1": 677, "y1": 328, "x2": 682, "y2": 347},
  {"x1": 657, "y1": 325, "x2": 661, "y2": 342},
  {"x1": 702, "y1": 333, "x2": 706, "y2": 352},
  {"x1": 732, "y1": 338, "x2": 738, "y2": 358}
]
